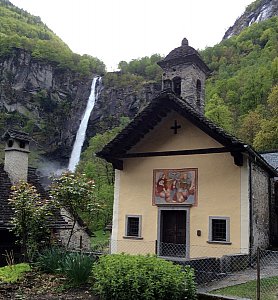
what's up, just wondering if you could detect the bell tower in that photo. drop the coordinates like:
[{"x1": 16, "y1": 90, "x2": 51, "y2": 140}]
[{"x1": 157, "y1": 38, "x2": 210, "y2": 114}]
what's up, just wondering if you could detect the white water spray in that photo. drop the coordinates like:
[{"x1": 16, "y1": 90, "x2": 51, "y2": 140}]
[{"x1": 68, "y1": 76, "x2": 101, "y2": 171}]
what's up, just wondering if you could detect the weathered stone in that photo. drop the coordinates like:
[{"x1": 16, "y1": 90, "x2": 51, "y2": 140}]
[{"x1": 223, "y1": 0, "x2": 278, "y2": 39}]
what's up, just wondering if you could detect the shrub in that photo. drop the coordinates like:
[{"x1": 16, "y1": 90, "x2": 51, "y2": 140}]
[
  {"x1": 61, "y1": 252, "x2": 96, "y2": 285},
  {"x1": 0, "y1": 263, "x2": 31, "y2": 283},
  {"x1": 183, "y1": 265, "x2": 197, "y2": 300},
  {"x1": 93, "y1": 254, "x2": 196, "y2": 300},
  {"x1": 36, "y1": 247, "x2": 65, "y2": 274},
  {"x1": 36, "y1": 248, "x2": 96, "y2": 285}
]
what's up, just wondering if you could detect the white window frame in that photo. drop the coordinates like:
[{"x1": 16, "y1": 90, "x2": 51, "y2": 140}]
[{"x1": 208, "y1": 216, "x2": 231, "y2": 244}]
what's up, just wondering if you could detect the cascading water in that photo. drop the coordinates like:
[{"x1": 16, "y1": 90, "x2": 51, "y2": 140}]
[{"x1": 68, "y1": 76, "x2": 101, "y2": 171}]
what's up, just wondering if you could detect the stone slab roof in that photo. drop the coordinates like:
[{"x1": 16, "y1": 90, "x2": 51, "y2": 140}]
[
  {"x1": 0, "y1": 164, "x2": 71, "y2": 230},
  {"x1": 0, "y1": 165, "x2": 12, "y2": 229},
  {"x1": 261, "y1": 151, "x2": 278, "y2": 170},
  {"x1": 2, "y1": 129, "x2": 32, "y2": 142},
  {"x1": 157, "y1": 38, "x2": 211, "y2": 75},
  {"x1": 97, "y1": 91, "x2": 278, "y2": 177}
]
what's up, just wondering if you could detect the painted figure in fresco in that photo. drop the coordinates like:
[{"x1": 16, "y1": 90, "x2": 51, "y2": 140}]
[
  {"x1": 170, "y1": 178, "x2": 178, "y2": 202},
  {"x1": 156, "y1": 173, "x2": 170, "y2": 201},
  {"x1": 177, "y1": 172, "x2": 195, "y2": 203},
  {"x1": 154, "y1": 169, "x2": 196, "y2": 204}
]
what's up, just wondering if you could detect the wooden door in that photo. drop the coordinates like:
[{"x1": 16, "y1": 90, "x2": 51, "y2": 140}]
[{"x1": 160, "y1": 210, "x2": 187, "y2": 257}]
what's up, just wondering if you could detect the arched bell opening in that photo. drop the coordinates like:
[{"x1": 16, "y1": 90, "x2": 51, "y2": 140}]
[{"x1": 173, "y1": 77, "x2": 181, "y2": 97}]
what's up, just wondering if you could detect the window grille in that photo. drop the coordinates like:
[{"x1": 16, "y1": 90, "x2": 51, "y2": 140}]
[
  {"x1": 125, "y1": 215, "x2": 142, "y2": 237},
  {"x1": 209, "y1": 216, "x2": 230, "y2": 243}
]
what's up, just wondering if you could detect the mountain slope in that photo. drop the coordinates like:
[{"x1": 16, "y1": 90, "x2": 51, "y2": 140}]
[
  {"x1": 0, "y1": 0, "x2": 106, "y2": 167},
  {"x1": 223, "y1": 0, "x2": 278, "y2": 39},
  {"x1": 202, "y1": 16, "x2": 278, "y2": 150},
  {"x1": 0, "y1": 0, "x2": 105, "y2": 75}
]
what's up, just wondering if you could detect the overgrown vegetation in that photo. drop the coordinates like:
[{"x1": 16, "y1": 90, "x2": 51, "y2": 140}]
[
  {"x1": 50, "y1": 172, "x2": 101, "y2": 247},
  {"x1": 0, "y1": 0, "x2": 105, "y2": 75},
  {"x1": 93, "y1": 254, "x2": 197, "y2": 300},
  {"x1": 202, "y1": 16, "x2": 278, "y2": 150},
  {"x1": 36, "y1": 248, "x2": 95, "y2": 286},
  {"x1": 77, "y1": 117, "x2": 130, "y2": 231},
  {"x1": 0, "y1": 263, "x2": 30, "y2": 283},
  {"x1": 8, "y1": 181, "x2": 54, "y2": 261},
  {"x1": 35, "y1": 247, "x2": 65, "y2": 274},
  {"x1": 118, "y1": 54, "x2": 163, "y2": 82},
  {"x1": 61, "y1": 252, "x2": 95, "y2": 285}
]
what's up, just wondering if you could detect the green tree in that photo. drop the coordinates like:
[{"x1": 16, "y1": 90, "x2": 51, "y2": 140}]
[
  {"x1": 253, "y1": 85, "x2": 278, "y2": 150},
  {"x1": 254, "y1": 119, "x2": 278, "y2": 150},
  {"x1": 0, "y1": 1, "x2": 106, "y2": 75},
  {"x1": 238, "y1": 106, "x2": 264, "y2": 145},
  {"x1": 205, "y1": 94, "x2": 233, "y2": 133},
  {"x1": 49, "y1": 172, "x2": 101, "y2": 247},
  {"x1": 117, "y1": 54, "x2": 163, "y2": 81},
  {"x1": 77, "y1": 117, "x2": 130, "y2": 230},
  {"x1": 9, "y1": 181, "x2": 53, "y2": 261}
]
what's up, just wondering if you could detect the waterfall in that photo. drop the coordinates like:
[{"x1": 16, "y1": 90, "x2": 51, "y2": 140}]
[{"x1": 68, "y1": 76, "x2": 101, "y2": 172}]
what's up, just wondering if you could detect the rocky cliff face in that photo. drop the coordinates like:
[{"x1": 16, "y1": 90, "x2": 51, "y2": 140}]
[
  {"x1": 223, "y1": 0, "x2": 278, "y2": 39},
  {"x1": 0, "y1": 49, "x2": 161, "y2": 168},
  {"x1": 0, "y1": 48, "x2": 94, "y2": 162},
  {"x1": 89, "y1": 79, "x2": 161, "y2": 135}
]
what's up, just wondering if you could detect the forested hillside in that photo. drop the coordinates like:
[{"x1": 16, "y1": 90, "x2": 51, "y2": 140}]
[
  {"x1": 93, "y1": 16, "x2": 278, "y2": 152},
  {"x1": 202, "y1": 16, "x2": 278, "y2": 151},
  {"x1": 0, "y1": 0, "x2": 105, "y2": 75},
  {"x1": 0, "y1": 0, "x2": 107, "y2": 165}
]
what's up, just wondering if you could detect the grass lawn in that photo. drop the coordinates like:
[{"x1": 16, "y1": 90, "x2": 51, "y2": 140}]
[
  {"x1": 211, "y1": 276, "x2": 278, "y2": 300},
  {"x1": 91, "y1": 230, "x2": 110, "y2": 249},
  {"x1": 0, "y1": 263, "x2": 31, "y2": 283}
]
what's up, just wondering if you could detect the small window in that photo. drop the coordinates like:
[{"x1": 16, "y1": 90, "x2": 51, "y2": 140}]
[
  {"x1": 173, "y1": 77, "x2": 181, "y2": 96},
  {"x1": 209, "y1": 217, "x2": 230, "y2": 243},
  {"x1": 19, "y1": 141, "x2": 25, "y2": 149},
  {"x1": 163, "y1": 79, "x2": 172, "y2": 90},
  {"x1": 8, "y1": 140, "x2": 14, "y2": 147},
  {"x1": 125, "y1": 215, "x2": 142, "y2": 238}
]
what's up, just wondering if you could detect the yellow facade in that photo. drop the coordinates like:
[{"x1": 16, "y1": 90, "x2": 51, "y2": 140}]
[{"x1": 112, "y1": 111, "x2": 249, "y2": 258}]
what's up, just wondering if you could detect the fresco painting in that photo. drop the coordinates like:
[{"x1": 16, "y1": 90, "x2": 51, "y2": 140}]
[{"x1": 153, "y1": 169, "x2": 197, "y2": 205}]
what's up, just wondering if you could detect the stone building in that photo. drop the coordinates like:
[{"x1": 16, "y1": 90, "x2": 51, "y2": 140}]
[
  {"x1": 261, "y1": 151, "x2": 278, "y2": 246},
  {"x1": 0, "y1": 130, "x2": 91, "y2": 265},
  {"x1": 97, "y1": 39, "x2": 278, "y2": 259}
]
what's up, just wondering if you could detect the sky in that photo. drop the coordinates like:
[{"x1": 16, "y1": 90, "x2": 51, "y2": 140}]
[{"x1": 10, "y1": 0, "x2": 253, "y2": 71}]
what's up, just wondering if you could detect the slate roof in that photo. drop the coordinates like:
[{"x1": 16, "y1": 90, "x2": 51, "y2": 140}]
[
  {"x1": 0, "y1": 165, "x2": 12, "y2": 229},
  {"x1": 261, "y1": 151, "x2": 278, "y2": 171},
  {"x1": 97, "y1": 91, "x2": 278, "y2": 177},
  {"x1": 0, "y1": 164, "x2": 71, "y2": 230},
  {"x1": 157, "y1": 38, "x2": 211, "y2": 75},
  {"x1": 2, "y1": 129, "x2": 32, "y2": 142}
]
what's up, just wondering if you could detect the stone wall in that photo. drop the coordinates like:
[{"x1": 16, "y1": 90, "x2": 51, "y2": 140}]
[
  {"x1": 161, "y1": 63, "x2": 206, "y2": 114},
  {"x1": 4, "y1": 148, "x2": 29, "y2": 183},
  {"x1": 270, "y1": 179, "x2": 278, "y2": 246},
  {"x1": 251, "y1": 162, "x2": 270, "y2": 250},
  {"x1": 56, "y1": 208, "x2": 91, "y2": 250}
]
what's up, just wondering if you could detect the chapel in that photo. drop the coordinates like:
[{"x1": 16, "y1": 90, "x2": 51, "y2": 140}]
[{"x1": 97, "y1": 39, "x2": 278, "y2": 259}]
